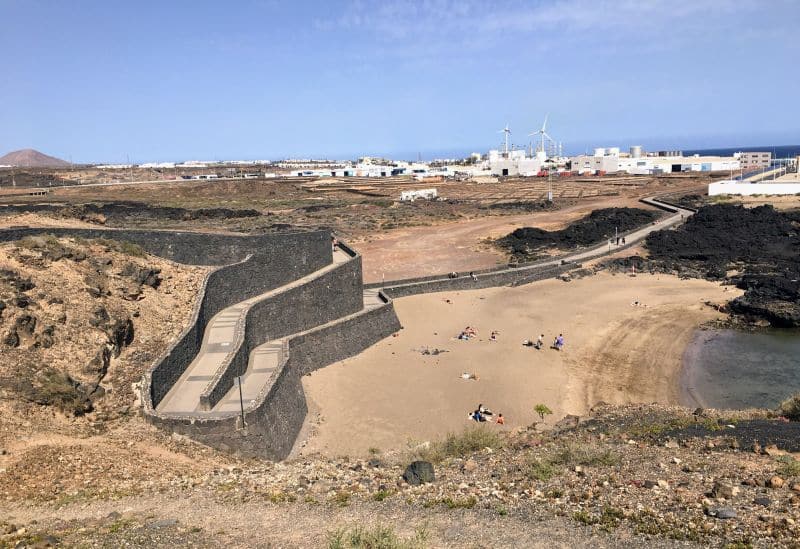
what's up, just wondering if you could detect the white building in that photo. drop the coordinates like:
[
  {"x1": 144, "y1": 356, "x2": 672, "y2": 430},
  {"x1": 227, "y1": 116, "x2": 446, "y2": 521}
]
[
  {"x1": 400, "y1": 188, "x2": 438, "y2": 201},
  {"x1": 487, "y1": 149, "x2": 547, "y2": 176},
  {"x1": 571, "y1": 146, "x2": 740, "y2": 175}
]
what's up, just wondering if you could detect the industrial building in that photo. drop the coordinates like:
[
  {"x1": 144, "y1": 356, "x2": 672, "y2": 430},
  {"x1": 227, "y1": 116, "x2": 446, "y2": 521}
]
[
  {"x1": 738, "y1": 151, "x2": 772, "y2": 170},
  {"x1": 571, "y1": 146, "x2": 740, "y2": 175}
]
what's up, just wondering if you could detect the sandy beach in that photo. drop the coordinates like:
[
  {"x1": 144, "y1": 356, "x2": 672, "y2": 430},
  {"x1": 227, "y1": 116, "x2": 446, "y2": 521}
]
[{"x1": 296, "y1": 272, "x2": 742, "y2": 457}]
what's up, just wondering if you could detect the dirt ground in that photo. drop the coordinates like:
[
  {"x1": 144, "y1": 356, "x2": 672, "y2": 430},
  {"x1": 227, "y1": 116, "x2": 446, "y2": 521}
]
[
  {"x1": 0, "y1": 173, "x2": 713, "y2": 282},
  {"x1": 296, "y1": 272, "x2": 740, "y2": 457}
]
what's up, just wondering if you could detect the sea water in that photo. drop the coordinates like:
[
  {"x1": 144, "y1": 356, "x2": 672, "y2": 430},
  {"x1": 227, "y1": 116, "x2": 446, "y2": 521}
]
[{"x1": 682, "y1": 329, "x2": 800, "y2": 410}]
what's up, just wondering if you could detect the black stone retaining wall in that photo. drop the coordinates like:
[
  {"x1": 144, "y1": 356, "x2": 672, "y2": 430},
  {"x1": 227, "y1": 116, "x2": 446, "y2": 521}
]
[
  {"x1": 287, "y1": 296, "x2": 401, "y2": 377},
  {"x1": 199, "y1": 256, "x2": 364, "y2": 409},
  {"x1": 381, "y1": 262, "x2": 576, "y2": 298},
  {"x1": 143, "y1": 297, "x2": 402, "y2": 460},
  {"x1": 0, "y1": 227, "x2": 329, "y2": 266}
]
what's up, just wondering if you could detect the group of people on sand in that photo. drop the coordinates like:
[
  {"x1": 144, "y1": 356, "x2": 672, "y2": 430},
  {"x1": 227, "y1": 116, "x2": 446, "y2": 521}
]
[
  {"x1": 468, "y1": 403, "x2": 505, "y2": 425},
  {"x1": 522, "y1": 333, "x2": 565, "y2": 351},
  {"x1": 457, "y1": 326, "x2": 478, "y2": 340}
]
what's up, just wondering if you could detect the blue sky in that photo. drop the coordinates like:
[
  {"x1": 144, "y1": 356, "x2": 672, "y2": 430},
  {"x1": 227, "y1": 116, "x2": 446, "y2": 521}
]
[{"x1": 1, "y1": 0, "x2": 798, "y2": 162}]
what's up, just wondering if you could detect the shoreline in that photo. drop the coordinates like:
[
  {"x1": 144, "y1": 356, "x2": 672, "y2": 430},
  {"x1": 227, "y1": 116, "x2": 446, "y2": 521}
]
[
  {"x1": 295, "y1": 273, "x2": 737, "y2": 457},
  {"x1": 678, "y1": 328, "x2": 714, "y2": 410}
]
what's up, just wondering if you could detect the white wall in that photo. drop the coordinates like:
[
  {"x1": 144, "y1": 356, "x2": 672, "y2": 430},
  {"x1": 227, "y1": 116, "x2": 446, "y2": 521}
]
[{"x1": 709, "y1": 182, "x2": 800, "y2": 196}]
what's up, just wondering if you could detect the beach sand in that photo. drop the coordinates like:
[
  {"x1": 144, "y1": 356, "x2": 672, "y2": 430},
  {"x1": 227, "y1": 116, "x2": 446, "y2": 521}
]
[{"x1": 296, "y1": 273, "x2": 741, "y2": 457}]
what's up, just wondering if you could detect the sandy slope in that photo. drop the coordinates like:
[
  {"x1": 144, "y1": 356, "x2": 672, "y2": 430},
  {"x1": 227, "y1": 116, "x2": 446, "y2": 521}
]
[{"x1": 297, "y1": 273, "x2": 741, "y2": 457}]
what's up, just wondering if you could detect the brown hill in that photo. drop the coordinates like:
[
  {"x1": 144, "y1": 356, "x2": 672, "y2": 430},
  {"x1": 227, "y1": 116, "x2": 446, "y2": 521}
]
[{"x1": 0, "y1": 149, "x2": 70, "y2": 168}]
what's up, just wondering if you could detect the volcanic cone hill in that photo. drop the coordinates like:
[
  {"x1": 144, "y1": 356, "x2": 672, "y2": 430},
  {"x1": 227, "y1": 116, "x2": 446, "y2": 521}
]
[
  {"x1": 642, "y1": 204, "x2": 800, "y2": 327},
  {"x1": 0, "y1": 149, "x2": 70, "y2": 168},
  {"x1": 497, "y1": 207, "x2": 660, "y2": 260}
]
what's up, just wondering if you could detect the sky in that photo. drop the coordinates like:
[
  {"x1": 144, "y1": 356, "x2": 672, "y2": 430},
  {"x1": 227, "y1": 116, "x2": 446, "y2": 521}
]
[{"x1": 1, "y1": 0, "x2": 798, "y2": 162}]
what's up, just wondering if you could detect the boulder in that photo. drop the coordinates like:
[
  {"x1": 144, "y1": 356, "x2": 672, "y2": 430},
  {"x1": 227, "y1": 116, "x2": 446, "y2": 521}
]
[
  {"x1": 553, "y1": 414, "x2": 580, "y2": 433},
  {"x1": 706, "y1": 506, "x2": 737, "y2": 519},
  {"x1": 3, "y1": 329, "x2": 19, "y2": 347},
  {"x1": 403, "y1": 461, "x2": 435, "y2": 486},
  {"x1": 106, "y1": 317, "x2": 134, "y2": 355},
  {"x1": 768, "y1": 475, "x2": 785, "y2": 489},
  {"x1": 90, "y1": 306, "x2": 110, "y2": 327},
  {"x1": 15, "y1": 314, "x2": 36, "y2": 337},
  {"x1": 711, "y1": 481, "x2": 738, "y2": 499}
]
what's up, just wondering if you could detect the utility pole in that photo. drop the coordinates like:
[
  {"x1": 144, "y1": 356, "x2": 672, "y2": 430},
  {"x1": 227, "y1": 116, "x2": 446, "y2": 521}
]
[{"x1": 237, "y1": 376, "x2": 246, "y2": 429}]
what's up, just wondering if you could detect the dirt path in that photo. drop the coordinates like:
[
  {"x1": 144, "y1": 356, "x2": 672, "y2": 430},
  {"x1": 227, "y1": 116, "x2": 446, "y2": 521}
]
[{"x1": 355, "y1": 182, "x2": 705, "y2": 283}]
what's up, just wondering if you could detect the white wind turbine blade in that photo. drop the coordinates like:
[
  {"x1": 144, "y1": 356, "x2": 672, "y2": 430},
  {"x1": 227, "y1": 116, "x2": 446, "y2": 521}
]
[{"x1": 540, "y1": 113, "x2": 549, "y2": 133}]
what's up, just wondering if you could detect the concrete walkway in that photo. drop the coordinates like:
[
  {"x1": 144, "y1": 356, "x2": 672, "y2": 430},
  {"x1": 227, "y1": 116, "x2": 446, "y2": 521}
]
[
  {"x1": 157, "y1": 249, "x2": 353, "y2": 414},
  {"x1": 213, "y1": 285, "x2": 387, "y2": 414},
  {"x1": 383, "y1": 197, "x2": 693, "y2": 293}
]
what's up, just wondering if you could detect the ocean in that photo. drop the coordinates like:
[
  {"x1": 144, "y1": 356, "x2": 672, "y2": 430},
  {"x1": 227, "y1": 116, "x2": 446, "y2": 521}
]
[
  {"x1": 683, "y1": 145, "x2": 800, "y2": 160},
  {"x1": 682, "y1": 329, "x2": 800, "y2": 410}
]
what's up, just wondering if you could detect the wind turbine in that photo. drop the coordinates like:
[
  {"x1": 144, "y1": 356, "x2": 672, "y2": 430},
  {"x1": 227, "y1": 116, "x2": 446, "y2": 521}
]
[
  {"x1": 498, "y1": 124, "x2": 511, "y2": 155},
  {"x1": 529, "y1": 114, "x2": 555, "y2": 157}
]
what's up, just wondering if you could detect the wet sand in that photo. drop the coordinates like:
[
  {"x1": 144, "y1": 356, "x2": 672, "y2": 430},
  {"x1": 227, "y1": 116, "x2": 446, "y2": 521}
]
[{"x1": 296, "y1": 273, "x2": 740, "y2": 457}]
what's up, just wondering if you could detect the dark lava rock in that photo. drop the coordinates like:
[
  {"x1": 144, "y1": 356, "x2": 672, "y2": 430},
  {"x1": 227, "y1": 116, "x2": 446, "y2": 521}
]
[
  {"x1": 498, "y1": 208, "x2": 659, "y2": 259},
  {"x1": 403, "y1": 460, "x2": 435, "y2": 485},
  {"x1": 663, "y1": 419, "x2": 800, "y2": 453},
  {"x1": 120, "y1": 263, "x2": 162, "y2": 288},
  {"x1": 0, "y1": 269, "x2": 35, "y2": 292},
  {"x1": 754, "y1": 497, "x2": 771, "y2": 507},
  {"x1": 14, "y1": 295, "x2": 31, "y2": 308},
  {"x1": 84, "y1": 346, "x2": 111, "y2": 376},
  {"x1": 3, "y1": 329, "x2": 19, "y2": 347},
  {"x1": 15, "y1": 314, "x2": 36, "y2": 336},
  {"x1": 0, "y1": 300, "x2": 5, "y2": 317},
  {"x1": 706, "y1": 506, "x2": 737, "y2": 519},
  {"x1": 106, "y1": 317, "x2": 134, "y2": 355},
  {"x1": 646, "y1": 204, "x2": 800, "y2": 327},
  {"x1": 90, "y1": 307, "x2": 110, "y2": 327}
]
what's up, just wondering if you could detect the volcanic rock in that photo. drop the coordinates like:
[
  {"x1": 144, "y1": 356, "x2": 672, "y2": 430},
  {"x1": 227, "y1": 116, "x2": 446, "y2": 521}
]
[{"x1": 403, "y1": 461, "x2": 435, "y2": 485}]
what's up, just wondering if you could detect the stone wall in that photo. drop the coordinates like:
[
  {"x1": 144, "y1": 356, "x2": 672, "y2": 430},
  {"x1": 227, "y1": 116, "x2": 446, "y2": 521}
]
[
  {"x1": 143, "y1": 296, "x2": 402, "y2": 460},
  {"x1": 199, "y1": 256, "x2": 365, "y2": 409},
  {"x1": 0, "y1": 227, "x2": 330, "y2": 266},
  {"x1": 381, "y1": 263, "x2": 575, "y2": 298}
]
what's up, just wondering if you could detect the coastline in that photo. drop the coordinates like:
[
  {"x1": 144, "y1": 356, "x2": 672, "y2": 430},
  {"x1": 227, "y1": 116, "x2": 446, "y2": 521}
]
[
  {"x1": 295, "y1": 273, "x2": 736, "y2": 457},
  {"x1": 679, "y1": 328, "x2": 715, "y2": 409}
]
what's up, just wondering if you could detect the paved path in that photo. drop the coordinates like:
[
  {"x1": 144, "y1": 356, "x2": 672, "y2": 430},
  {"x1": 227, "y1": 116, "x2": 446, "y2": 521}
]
[
  {"x1": 157, "y1": 249, "x2": 352, "y2": 414},
  {"x1": 383, "y1": 197, "x2": 694, "y2": 292},
  {"x1": 157, "y1": 249, "x2": 386, "y2": 416}
]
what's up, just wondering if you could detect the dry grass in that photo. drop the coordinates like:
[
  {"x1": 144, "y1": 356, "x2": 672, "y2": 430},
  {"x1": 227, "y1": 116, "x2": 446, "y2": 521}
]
[
  {"x1": 779, "y1": 393, "x2": 800, "y2": 421},
  {"x1": 409, "y1": 425, "x2": 505, "y2": 463},
  {"x1": 327, "y1": 523, "x2": 428, "y2": 549}
]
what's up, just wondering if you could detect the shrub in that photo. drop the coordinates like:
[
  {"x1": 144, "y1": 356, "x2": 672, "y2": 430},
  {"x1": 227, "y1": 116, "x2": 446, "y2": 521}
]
[
  {"x1": 527, "y1": 458, "x2": 559, "y2": 481},
  {"x1": 21, "y1": 368, "x2": 92, "y2": 416},
  {"x1": 551, "y1": 442, "x2": 619, "y2": 467},
  {"x1": 409, "y1": 425, "x2": 504, "y2": 463},
  {"x1": 776, "y1": 455, "x2": 800, "y2": 477},
  {"x1": 779, "y1": 393, "x2": 800, "y2": 421},
  {"x1": 327, "y1": 523, "x2": 428, "y2": 549},
  {"x1": 534, "y1": 404, "x2": 553, "y2": 422},
  {"x1": 92, "y1": 238, "x2": 146, "y2": 257}
]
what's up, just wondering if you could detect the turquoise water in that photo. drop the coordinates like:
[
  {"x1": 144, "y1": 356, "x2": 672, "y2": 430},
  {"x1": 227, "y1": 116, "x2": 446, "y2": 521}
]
[{"x1": 682, "y1": 329, "x2": 800, "y2": 410}]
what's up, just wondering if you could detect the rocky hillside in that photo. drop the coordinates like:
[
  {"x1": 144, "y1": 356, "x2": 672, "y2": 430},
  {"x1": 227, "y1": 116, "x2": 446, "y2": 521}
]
[
  {"x1": 0, "y1": 235, "x2": 207, "y2": 416},
  {"x1": 1, "y1": 403, "x2": 799, "y2": 547}
]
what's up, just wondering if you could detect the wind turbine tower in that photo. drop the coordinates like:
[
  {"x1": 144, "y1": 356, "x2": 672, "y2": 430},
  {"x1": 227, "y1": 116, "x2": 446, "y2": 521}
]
[
  {"x1": 529, "y1": 114, "x2": 556, "y2": 159},
  {"x1": 498, "y1": 124, "x2": 511, "y2": 155}
]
